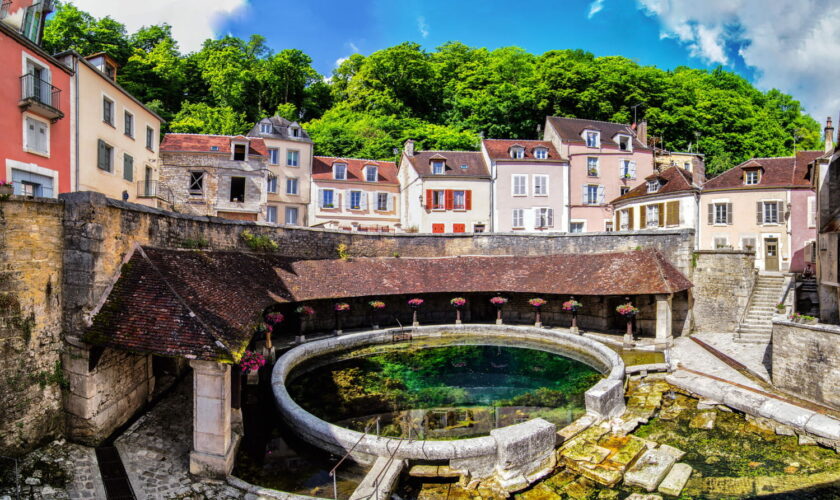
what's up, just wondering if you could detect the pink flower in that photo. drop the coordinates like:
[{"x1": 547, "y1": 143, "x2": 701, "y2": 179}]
[
  {"x1": 265, "y1": 312, "x2": 284, "y2": 324},
  {"x1": 408, "y1": 298, "x2": 424, "y2": 308},
  {"x1": 616, "y1": 304, "x2": 639, "y2": 316},
  {"x1": 368, "y1": 300, "x2": 386, "y2": 309},
  {"x1": 334, "y1": 302, "x2": 350, "y2": 312},
  {"x1": 490, "y1": 297, "x2": 508, "y2": 306},
  {"x1": 295, "y1": 306, "x2": 315, "y2": 316},
  {"x1": 240, "y1": 350, "x2": 266, "y2": 373},
  {"x1": 529, "y1": 298, "x2": 546, "y2": 308},
  {"x1": 450, "y1": 297, "x2": 467, "y2": 307},
  {"x1": 562, "y1": 300, "x2": 582, "y2": 312}
]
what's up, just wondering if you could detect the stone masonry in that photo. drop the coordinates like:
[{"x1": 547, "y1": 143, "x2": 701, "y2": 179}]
[
  {"x1": 690, "y1": 250, "x2": 755, "y2": 333},
  {"x1": 772, "y1": 319, "x2": 840, "y2": 410}
]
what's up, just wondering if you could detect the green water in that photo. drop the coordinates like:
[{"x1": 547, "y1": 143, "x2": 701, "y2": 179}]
[{"x1": 288, "y1": 344, "x2": 602, "y2": 438}]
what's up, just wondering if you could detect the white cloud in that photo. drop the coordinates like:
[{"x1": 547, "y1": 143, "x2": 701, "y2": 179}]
[
  {"x1": 417, "y1": 16, "x2": 429, "y2": 38},
  {"x1": 637, "y1": 0, "x2": 840, "y2": 122},
  {"x1": 68, "y1": 0, "x2": 248, "y2": 53},
  {"x1": 588, "y1": 0, "x2": 605, "y2": 19},
  {"x1": 349, "y1": 42, "x2": 360, "y2": 53}
]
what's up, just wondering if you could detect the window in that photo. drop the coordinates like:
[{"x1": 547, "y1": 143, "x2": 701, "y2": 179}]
[
  {"x1": 761, "y1": 201, "x2": 780, "y2": 224},
  {"x1": 146, "y1": 126, "x2": 155, "y2": 150},
  {"x1": 510, "y1": 147, "x2": 524, "y2": 159},
  {"x1": 533, "y1": 175, "x2": 548, "y2": 196},
  {"x1": 230, "y1": 177, "x2": 245, "y2": 202},
  {"x1": 21, "y1": 4, "x2": 45, "y2": 43},
  {"x1": 267, "y1": 175, "x2": 277, "y2": 193},
  {"x1": 124, "y1": 111, "x2": 134, "y2": 138},
  {"x1": 189, "y1": 171, "x2": 204, "y2": 195},
  {"x1": 285, "y1": 207, "x2": 299, "y2": 225},
  {"x1": 290, "y1": 127, "x2": 300, "y2": 138},
  {"x1": 24, "y1": 116, "x2": 48, "y2": 155},
  {"x1": 714, "y1": 236, "x2": 729, "y2": 249},
  {"x1": 619, "y1": 210, "x2": 630, "y2": 231},
  {"x1": 605, "y1": 221, "x2": 614, "y2": 232},
  {"x1": 432, "y1": 160, "x2": 445, "y2": 175},
  {"x1": 11, "y1": 168, "x2": 53, "y2": 198},
  {"x1": 647, "y1": 180, "x2": 659, "y2": 193},
  {"x1": 473, "y1": 224, "x2": 486, "y2": 233},
  {"x1": 260, "y1": 123, "x2": 272, "y2": 134},
  {"x1": 512, "y1": 175, "x2": 527, "y2": 196},
  {"x1": 102, "y1": 97, "x2": 114, "y2": 125},
  {"x1": 453, "y1": 190, "x2": 466, "y2": 210},
  {"x1": 333, "y1": 163, "x2": 347, "y2": 180},
  {"x1": 570, "y1": 222, "x2": 584, "y2": 233},
  {"x1": 268, "y1": 148, "x2": 279, "y2": 165},
  {"x1": 534, "y1": 147, "x2": 548, "y2": 159},
  {"x1": 745, "y1": 170, "x2": 760, "y2": 185},
  {"x1": 287, "y1": 150, "x2": 300, "y2": 167},
  {"x1": 709, "y1": 202, "x2": 732, "y2": 225},
  {"x1": 286, "y1": 178, "x2": 299, "y2": 195},
  {"x1": 376, "y1": 192, "x2": 389, "y2": 211},
  {"x1": 320, "y1": 189, "x2": 335, "y2": 208},
  {"x1": 512, "y1": 208, "x2": 524, "y2": 228},
  {"x1": 123, "y1": 154, "x2": 133, "y2": 181},
  {"x1": 97, "y1": 139, "x2": 113, "y2": 172},
  {"x1": 585, "y1": 131, "x2": 600, "y2": 148},
  {"x1": 266, "y1": 205, "x2": 278, "y2": 223},
  {"x1": 365, "y1": 165, "x2": 378, "y2": 182},
  {"x1": 808, "y1": 196, "x2": 816, "y2": 228},
  {"x1": 683, "y1": 161, "x2": 691, "y2": 170},
  {"x1": 535, "y1": 208, "x2": 554, "y2": 228},
  {"x1": 617, "y1": 135, "x2": 632, "y2": 151},
  {"x1": 233, "y1": 144, "x2": 246, "y2": 161},
  {"x1": 620, "y1": 160, "x2": 636, "y2": 179},
  {"x1": 645, "y1": 204, "x2": 659, "y2": 227},
  {"x1": 349, "y1": 190, "x2": 364, "y2": 210},
  {"x1": 587, "y1": 157, "x2": 599, "y2": 177},
  {"x1": 620, "y1": 186, "x2": 630, "y2": 196},
  {"x1": 584, "y1": 185, "x2": 601, "y2": 205},
  {"x1": 453, "y1": 223, "x2": 466, "y2": 233},
  {"x1": 741, "y1": 237, "x2": 756, "y2": 254},
  {"x1": 431, "y1": 190, "x2": 445, "y2": 210},
  {"x1": 460, "y1": 164, "x2": 468, "y2": 169},
  {"x1": 432, "y1": 223, "x2": 445, "y2": 233}
]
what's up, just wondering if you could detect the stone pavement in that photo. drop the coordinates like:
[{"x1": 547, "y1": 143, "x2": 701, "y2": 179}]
[
  {"x1": 690, "y1": 332, "x2": 771, "y2": 382},
  {"x1": 669, "y1": 335, "x2": 763, "y2": 390},
  {"x1": 0, "y1": 439, "x2": 105, "y2": 500}
]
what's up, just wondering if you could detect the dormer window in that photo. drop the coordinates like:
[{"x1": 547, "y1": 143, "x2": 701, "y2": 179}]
[
  {"x1": 365, "y1": 165, "x2": 378, "y2": 182},
  {"x1": 647, "y1": 180, "x2": 659, "y2": 193},
  {"x1": 333, "y1": 163, "x2": 347, "y2": 180},
  {"x1": 232, "y1": 143, "x2": 247, "y2": 161},
  {"x1": 260, "y1": 123, "x2": 272, "y2": 134},
  {"x1": 585, "y1": 131, "x2": 600, "y2": 148},
  {"x1": 432, "y1": 160, "x2": 445, "y2": 175},
  {"x1": 510, "y1": 146, "x2": 524, "y2": 159},
  {"x1": 534, "y1": 147, "x2": 548, "y2": 159},
  {"x1": 290, "y1": 126, "x2": 300, "y2": 137},
  {"x1": 617, "y1": 134, "x2": 632, "y2": 152},
  {"x1": 104, "y1": 63, "x2": 116, "y2": 80},
  {"x1": 744, "y1": 169, "x2": 760, "y2": 185}
]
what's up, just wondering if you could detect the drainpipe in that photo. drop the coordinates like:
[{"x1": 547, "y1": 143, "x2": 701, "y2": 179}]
[
  {"x1": 73, "y1": 56, "x2": 80, "y2": 192},
  {"x1": 694, "y1": 190, "x2": 701, "y2": 250}
]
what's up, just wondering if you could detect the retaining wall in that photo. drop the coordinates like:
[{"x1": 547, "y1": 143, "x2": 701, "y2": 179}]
[
  {"x1": 771, "y1": 319, "x2": 840, "y2": 410},
  {"x1": 690, "y1": 250, "x2": 756, "y2": 333}
]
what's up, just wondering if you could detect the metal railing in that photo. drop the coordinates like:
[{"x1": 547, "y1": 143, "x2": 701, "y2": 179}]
[
  {"x1": 0, "y1": 1, "x2": 12, "y2": 19},
  {"x1": 329, "y1": 422, "x2": 373, "y2": 500},
  {"x1": 19, "y1": 73, "x2": 61, "y2": 112}
]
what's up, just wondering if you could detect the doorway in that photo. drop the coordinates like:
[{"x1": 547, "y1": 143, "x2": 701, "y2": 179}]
[{"x1": 764, "y1": 238, "x2": 779, "y2": 271}]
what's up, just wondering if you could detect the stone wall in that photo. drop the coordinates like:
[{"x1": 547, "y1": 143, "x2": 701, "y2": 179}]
[
  {"x1": 690, "y1": 250, "x2": 756, "y2": 333},
  {"x1": 771, "y1": 319, "x2": 840, "y2": 409},
  {"x1": 0, "y1": 198, "x2": 65, "y2": 455}
]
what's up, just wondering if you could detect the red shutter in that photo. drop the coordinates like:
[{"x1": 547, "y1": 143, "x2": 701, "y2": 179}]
[
  {"x1": 445, "y1": 190, "x2": 454, "y2": 210},
  {"x1": 425, "y1": 190, "x2": 433, "y2": 209},
  {"x1": 465, "y1": 190, "x2": 472, "y2": 210},
  {"x1": 432, "y1": 223, "x2": 445, "y2": 233},
  {"x1": 453, "y1": 223, "x2": 466, "y2": 233}
]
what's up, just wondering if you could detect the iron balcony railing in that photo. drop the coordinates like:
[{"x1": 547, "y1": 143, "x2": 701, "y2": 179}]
[{"x1": 20, "y1": 73, "x2": 61, "y2": 112}]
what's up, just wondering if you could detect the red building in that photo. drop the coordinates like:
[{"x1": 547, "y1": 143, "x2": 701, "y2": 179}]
[{"x1": 0, "y1": 0, "x2": 72, "y2": 197}]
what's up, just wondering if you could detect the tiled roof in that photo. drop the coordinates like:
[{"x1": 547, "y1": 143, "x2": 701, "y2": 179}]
[
  {"x1": 702, "y1": 150, "x2": 823, "y2": 191},
  {"x1": 612, "y1": 167, "x2": 698, "y2": 204},
  {"x1": 407, "y1": 151, "x2": 490, "y2": 178},
  {"x1": 482, "y1": 139, "x2": 565, "y2": 161},
  {"x1": 546, "y1": 116, "x2": 649, "y2": 150},
  {"x1": 247, "y1": 116, "x2": 312, "y2": 142},
  {"x1": 312, "y1": 156, "x2": 398, "y2": 184},
  {"x1": 160, "y1": 134, "x2": 268, "y2": 157}
]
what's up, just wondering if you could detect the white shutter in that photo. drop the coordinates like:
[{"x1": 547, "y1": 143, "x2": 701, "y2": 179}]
[
  {"x1": 581, "y1": 185, "x2": 588, "y2": 204},
  {"x1": 318, "y1": 189, "x2": 325, "y2": 208},
  {"x1": 360, "y1": 192, "x2": 368, "y2": 210},
  {"x1": 629, "y1": 161, "x2": 637, "y2": 178},
  {"x1": 387, "y1": 193, "x2": 394, "y2": 212},
  {"x1": 344, "y1": 189, "x2": 351, "y2": 210},
  {"x1": 808, "y1": 197, "x2": 816, "y2": 228},
  {"x1": 534, "y1": 209, "x2": 542, "y2": 227},
  {"x1": 597, "y1": 186, "x2": 605, "y2": 204},
  {"x1": 547, "y1": 209, "x2": 554, "y2": 228}
]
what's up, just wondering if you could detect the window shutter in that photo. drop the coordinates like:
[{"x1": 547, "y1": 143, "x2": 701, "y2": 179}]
[
  {"x1": 726, "y1": 203, "x2": 733, "y2": 225},
  {"x1": 640, "y1": 205, "x2": 647, "y2": 227},
  {"x1": 615, "y1": 212, "x2": 620, "y2": 230},
  {"x1": 547, "y1": 208, "x2": 554, "y2": 228},
  {"x1": 445, "y1": 190, "x2": 454, "y2": 210},
  {"x1": 708, "y1": 203, "x2": 714, "y2": 225},
  {"x1": 629, "y1": 161, "x2": 637, "y2": 178},
  {"x1": 628, "y1": 207, "x2": 634, "y2": 230},
  {"x1": 387, "y1": 193, "x2": 394, "y2": 212},
  {"x1": 465, "y1": 190, "x2": 472, "y2": 210},
  {"x1": 777, "y1": 201, "x2": 785, "y2": 223},
  {"x1": 123, "y1": 154, "x2": 133, "y2": 181},
  {"x1": 667, "y1": 201, "x2": 680, "y2": 226},
  {"x1": 597, "y1": 186, "x2": 605, "y2": 204},
  {"x1": 534, "y1": 210, "x2": 541, "y2": 227},
  {"x1": 360, "y1": 192, "x2": 368, "y2": 210},
  {"x1": 425, "y1": 189, "x2": 433, "y2": 209},
  {"x1": 658, "y1": 203, "x2": 665, "y2": 227},
  {"x1": 808, "y1": 197, "x2": 816, "y2": 227},
  {"x1": 581, "y1": 185, "x2": 588, "y2": 204},
  {"x1": 97, "y1": 140, "x2": 108, "y2": 171},
  {"x1": 318, "y1": 189, "x2": 325, "y2": 208},
  {"x1": 345, "y1": 189, "x2": 352, "y2": 210},
  {"x1": 756, "y1": 202, "x2": 763, "y2": 225}
]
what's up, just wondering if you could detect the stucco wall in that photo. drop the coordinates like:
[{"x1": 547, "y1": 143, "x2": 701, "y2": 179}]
[
  {"x1": 310, "y1": 179, "x2": 399, "y2": 229},
  {"x1": 614, "y1": 193, "x2": 696, "y2": 231},
  {"x1": 771, "y1": 319, "x2": 840, "y2": 409},
  {"x1": 690, "y1": 250, "x2": 756, "y2": 333},
  {"x1": 264, "y1": 136, "x2": 311, "y2": 225},
  {"x1": 493, "y1": 161, "x2": 567, "y2": 232}
]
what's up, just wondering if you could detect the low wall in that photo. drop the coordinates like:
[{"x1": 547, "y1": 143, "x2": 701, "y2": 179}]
[
  {"x1": 771, "y1": 319, "x2": 840, "y2": 410},
  {"x1": 690, "y1": 250, "x2": 755, "y2": 333}
]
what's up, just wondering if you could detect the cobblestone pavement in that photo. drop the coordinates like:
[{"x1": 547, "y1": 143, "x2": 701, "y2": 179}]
[
  {"x1": 690, "y1": 332, "x2": 771, "y2": 381},
  {"x1": 670, "y1": 335, "x2": 763, "y2": 390},
  {"x1": 0, "y1": 439, "x2": 105, "y2": 500}
]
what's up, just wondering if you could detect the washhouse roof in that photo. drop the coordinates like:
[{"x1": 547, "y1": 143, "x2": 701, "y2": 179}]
[{"x1": 84, "y1": 247, "x2": 691, "y2": 362}]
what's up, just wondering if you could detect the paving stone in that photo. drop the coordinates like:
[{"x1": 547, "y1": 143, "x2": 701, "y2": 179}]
[
  {"x1": 657, "y1": 444, "x2": 685, "y2": 461},
  {"x1": 623, "y1": 449, "x2": 676, "y2": 492},
  {"x1": 624, "y1": 494, "x2": 663, "y2": 500},
  {"x1": 688, "y1": 411, "x2": 716, "y2": 430},
  {"x1": 657, "y1": 463, "x2": 692, "y2": 496}
]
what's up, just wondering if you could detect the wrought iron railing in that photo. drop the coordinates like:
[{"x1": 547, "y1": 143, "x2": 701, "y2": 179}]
[
  {"x1": 19, "y1": 73, "x2": 61, "y2": 111},
  {"x1": 136, "y1": 180, "x2": 158, "y2": 198}
]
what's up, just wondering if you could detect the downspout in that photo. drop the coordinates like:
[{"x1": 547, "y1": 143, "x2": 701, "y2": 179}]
[
  {"x1": 490, "y1": 159, "x2": 497, "y2": 232},
  {"x1": 694, "y1": 190, "x2": 701, "y2": 250},
  {"x1": 73, "y1": 57, "x2": 80, "y2": 192}
]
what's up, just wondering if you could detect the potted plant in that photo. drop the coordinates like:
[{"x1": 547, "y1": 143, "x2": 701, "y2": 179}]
[
  {"x1": 451, "y1": 297, "x2": 467, "y2": 325},
  {"x1": 368, "y1": 300, "x2": 385, "y2": 329},
  {"x1": 490, "y1": 296, "x2": 508, "y2": 325},
  {"x1": 617, "y1": 301, "x2": 639, "y2": 345},
  {"x1": 789, "y1": 313, "x2": 817, "y2": 325},
  {"x1": 334, "y1": 302, "x2": 350, "y2": 334},
  {"x1": 0, "y1": 181, "x2": 12, "y2": 199},
  {"x1": 264, "y1": 312, "x2": 284, "y2": 349},
  {"x1": 775, "y1": 303, "x2": 786, "y2": 315},
  {"x1": 408, "y1": 298, "x2": 424, "y2": 327},
  {"x1": 563, "y1": 297, "x2": 583, "y2": 334},
  {"x1": 239, "y1": 350, "x2": 266, "y2": 374},
  {"x1": 529, "y1": 298, "x2": 547, "y2": 327}
]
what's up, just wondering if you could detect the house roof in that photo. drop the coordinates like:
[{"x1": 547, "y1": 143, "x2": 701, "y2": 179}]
[
  {"x1": 482, "y1": 139, "x2": 565, "y2": 162},
  {"x1": 160, "y1": 134, "x2": 268, "y2": 156},
  {"x1": 407, "y1": 151, "x2": 490, "y2": 178},
  {"x1": 702, "y1": 150, "x2": 823, "y2": 191},
  {"x1": 312, "y1": 156, "x2": 398, "y2": 184},
  {"x1": 612, "y1": 167, "x2": 698, "y2": 205},
  {"x1": 247, "y1": 116, "x2": 312, "y2": 142},
  {"x1": 84, "y1": 247, "x2": 691, "y2": 361},
  {"x1": 546, "y1": 116, "x2": 649, "y2": 151}
]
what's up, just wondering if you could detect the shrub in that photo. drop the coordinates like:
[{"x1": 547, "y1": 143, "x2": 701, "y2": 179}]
[{"x1": 241, "y1": 229, "x2": 278, "y2": 252}]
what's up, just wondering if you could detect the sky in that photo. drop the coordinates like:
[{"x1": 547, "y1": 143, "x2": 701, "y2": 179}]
[{"x1": 67, "y1": 0, "x2": 840, "y2": 125}]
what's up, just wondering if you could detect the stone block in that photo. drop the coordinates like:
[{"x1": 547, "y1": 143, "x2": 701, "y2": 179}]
[
  {"x1": 657, "y1": 444, "x2": 685, "y2": 461},
  {"x1": 757, "y1": 399, "x2": 814, "y2": 431},
  {"x1": 658, "y1": 463, "x2": 692, "y2": 496},
  {"x1": 804, "y1": 414, "x2": 840, "y2": 441},
  {"x1": 491, "y1": 418, "x2": 556, "y2": 492},
  {"x1": 624, "y1": 449, "x2": 676, "y2": 492},
  {"x1": 585, "y1": 378, "x2": 626, "y2": 418}
]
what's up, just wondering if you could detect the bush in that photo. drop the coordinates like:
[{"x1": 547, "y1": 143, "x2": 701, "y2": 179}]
[{"x1": 240, "y1": 229, "x2": 278, "y2": 252}]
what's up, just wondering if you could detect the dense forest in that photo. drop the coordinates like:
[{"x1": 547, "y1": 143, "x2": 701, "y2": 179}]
[{"x1": 43, "y1": 3, "x2": 822, "y2": 176}]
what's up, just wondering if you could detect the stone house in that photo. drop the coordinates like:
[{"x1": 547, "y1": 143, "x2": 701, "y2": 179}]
[
  {"x1": 56, "y1": 50, "x2": 165, "y2": 206},
  {"x1": 159, "y1": 134, "x2": 269, "y2": 221},
  {"x1": 653, "y1": 150, "x2": 706, "y2": 183},
  {"x1": 812, "y1": 117, "x2": 840, "y2": 323},
  {"x1": 611, "y1": 166, "x2": 701, "y2": 234},
  {"x1": 246, "y1": 116, "x2": 312, "y2": 225},
  {"x1": 398, "y1": 141, "x2": 492, "y2": 233},
  {"x1": 481, "y1": 139, "x2": 569, "y2": 232},
  {"x1": 309, "y1": 156, "x2": 400, "y2": 231},
  {"x1": 543, "y1": 116, "x2": 655, "y2": 233}
]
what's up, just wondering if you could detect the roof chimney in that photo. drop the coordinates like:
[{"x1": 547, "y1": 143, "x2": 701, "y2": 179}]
[
  {"x1": 636, "y1": 120, "x2": 648, "y2": 146},
  {"x1": 403, "y1": 139, "x2": 415, "y2": 157},
  {"x1": 825, "y1": 116, "x2": 835, "y2": 154}
]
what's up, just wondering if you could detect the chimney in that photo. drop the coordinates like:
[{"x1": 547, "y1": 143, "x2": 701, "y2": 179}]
[
  {"x1": 636, "y1": 120, "x2": 648, "y2": 146},
  {"x1": 825, "y1": 116, "x2": 835, "y2": 154},
  {"x1": 403, "y1": 139, "x2": 415, "y2": 157}
]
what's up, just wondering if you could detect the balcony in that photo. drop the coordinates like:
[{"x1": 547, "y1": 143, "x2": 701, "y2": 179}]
[
  {"x1": 19, "y1": 73, "x2": 63, "y2": 122},
  {"x1": 136, "y1": 180, "x2": 172, "y2": 204}
]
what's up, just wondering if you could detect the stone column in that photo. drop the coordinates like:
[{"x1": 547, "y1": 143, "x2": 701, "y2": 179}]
[
  {"x1": 655, "y1": 294, "x2": 673, "y2": 348},
  {"x1": 189, "y1": 360, "x2": 237, "y2": 477}
]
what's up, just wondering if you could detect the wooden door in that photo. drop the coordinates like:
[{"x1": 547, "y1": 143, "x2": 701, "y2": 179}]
[{"x1": 764, "y1": 238, "x2": 779, "y2": 271}]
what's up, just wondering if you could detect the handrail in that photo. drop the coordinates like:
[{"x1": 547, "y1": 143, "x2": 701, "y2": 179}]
[
  {"x1": 329, "y1": 423, "x2": 372, "y2": 499},
  {"x1": 19, "y1": 73, "x2": 61, "y2": 111},
  {"x1": 737, "y1": 270, "x2": 760, "y2": 328}
]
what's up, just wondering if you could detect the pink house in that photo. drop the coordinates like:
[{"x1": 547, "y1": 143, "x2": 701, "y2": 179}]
[{"x1": 543, "y1": 117, "x2": 654, "y2": 232}]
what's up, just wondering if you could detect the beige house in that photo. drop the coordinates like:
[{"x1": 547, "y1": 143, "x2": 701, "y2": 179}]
[
  {"x1": 247, "y1": 117, "x2": 312, "y2": 225},
  {"x1": 57, "y1": 51, "x2": 164, "y2": 206},
  {"x1": 612, "y1": 166, "x2": 700, "y2": 233},
  {"x1": 398, "y1": 141, "x2": 491, "y2": 233},
  {"x1": 310, "y1": 156, "x2": 400, "y2": 231}
]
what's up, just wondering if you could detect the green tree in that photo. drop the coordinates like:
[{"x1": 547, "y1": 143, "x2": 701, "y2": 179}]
[
  {"x1": 42, "y1": 2, "x2": 132, "y2": 62},
  {"x1": 169, "y1": 102, "x2": 249, "y2": 135}
]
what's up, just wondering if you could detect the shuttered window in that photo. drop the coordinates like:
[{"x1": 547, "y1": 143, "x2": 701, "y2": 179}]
[
  {"x1": 808, "y1": 197, "x2": 816, "y2": 228},
  {"x1": 535, "y1": 208, "x2": 554, "y2": 228},
  {"x1": 453, "y1": 223, "x2": 466, "y2": 233},
  {"x1": 97, "y1": 140, "x2": 113, "y2": 172},
  {"x1": 666, "y1": 201, "x2": 680, "y2": 226},
  {"x1": 123, "y1": 153, "x2": 133, "y2": 181},
  {"x1": 758, "y1": 201, "x2": 783, "y2": 224},
  {"x1": 512, "y1": 175, "x2": 527, "y2": 196},
  {"x1": 709, "y1": 203, "x2": 732, "y2": 225},
  {"x1": 533, "y1": 175, "x2": 548, "y2": 196},
  {"x1": 25, "y1": 116, "x2": 48, "y2": 155},
  {"x1": 512, "y1": 208, "x2": 524, "y2": 228}
]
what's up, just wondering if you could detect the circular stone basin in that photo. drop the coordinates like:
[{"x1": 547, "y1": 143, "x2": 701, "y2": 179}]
[{"x1": 272, "y1": 325, "x2": 624, "y2": 461}]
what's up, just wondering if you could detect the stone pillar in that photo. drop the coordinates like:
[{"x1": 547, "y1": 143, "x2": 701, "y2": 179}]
[
  {"x1": 655, "y1": 294, "x2": 673, "y2": 348},
  {"x1": 190, "y1": 360, "x2": 237, "y2": 477}
]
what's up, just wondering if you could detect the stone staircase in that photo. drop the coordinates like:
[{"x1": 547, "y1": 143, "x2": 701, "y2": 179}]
[{"x1": 735, "y1": 274, "x2": 785, "y2": 344}]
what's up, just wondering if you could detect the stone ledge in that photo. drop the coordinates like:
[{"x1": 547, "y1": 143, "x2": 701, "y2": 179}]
[{"x1": 772, "y1": 317, "x2": 840, "y2": 335}]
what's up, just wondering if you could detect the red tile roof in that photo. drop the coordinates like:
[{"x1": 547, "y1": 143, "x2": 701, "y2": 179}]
[
  {"x1": 547, "y1": 116, "x2": 649, "y2": 151},
  {"x1": 407, "y1": 151, "x2": 490, "y2": 178},
  {"x1": 482, "y1": 139, "x2": 565, "y2": 161},
  {"x1": 612, "y1": 167, "x2": 698, "y2": 204},
  {"x1": 312, "y1": 156, "x2": 398, "y2": 184},
  {"x1": 702, "y1": 150, "x2": 823, "y2": 191},
  {"x1": 160, "y1": 134, "x2": 268, "y2": 157}
]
